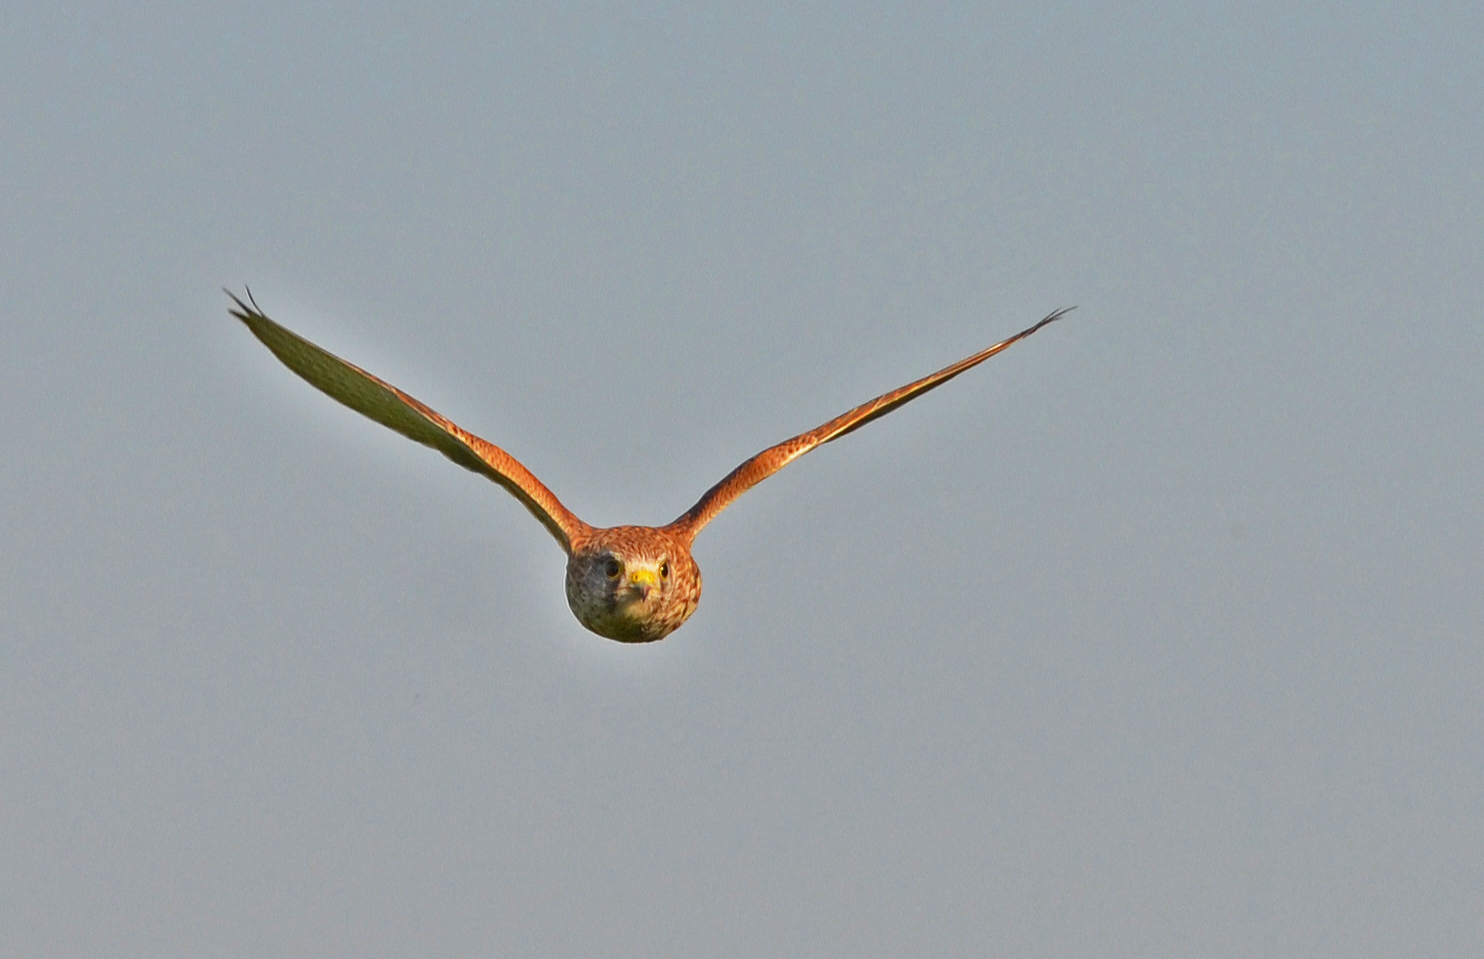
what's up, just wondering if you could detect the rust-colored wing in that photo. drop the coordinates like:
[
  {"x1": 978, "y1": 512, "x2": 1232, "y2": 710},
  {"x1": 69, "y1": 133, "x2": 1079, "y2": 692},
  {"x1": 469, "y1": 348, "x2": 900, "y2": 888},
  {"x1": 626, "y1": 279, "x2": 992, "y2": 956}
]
[
  {"x1": 228, "y1": 290, "x2": 589, "y2": 554},
  {"x1": 666, "y1": 308, "x2": 1072, "y2": 542}
]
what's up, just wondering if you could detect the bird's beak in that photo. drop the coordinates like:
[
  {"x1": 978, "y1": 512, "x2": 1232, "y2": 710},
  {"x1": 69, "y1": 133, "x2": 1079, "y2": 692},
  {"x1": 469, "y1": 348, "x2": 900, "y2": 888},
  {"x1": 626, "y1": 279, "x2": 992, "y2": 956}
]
[{"x1": 627, "y1": 567, "x2": 658, "y2": 600}]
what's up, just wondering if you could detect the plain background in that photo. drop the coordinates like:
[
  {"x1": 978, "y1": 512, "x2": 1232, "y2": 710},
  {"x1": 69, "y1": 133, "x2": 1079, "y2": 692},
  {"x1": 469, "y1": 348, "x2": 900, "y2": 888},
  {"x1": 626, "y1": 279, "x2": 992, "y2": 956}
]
[{"x1": 3, "y1": 2, "x2": 1480, "y2": 956}]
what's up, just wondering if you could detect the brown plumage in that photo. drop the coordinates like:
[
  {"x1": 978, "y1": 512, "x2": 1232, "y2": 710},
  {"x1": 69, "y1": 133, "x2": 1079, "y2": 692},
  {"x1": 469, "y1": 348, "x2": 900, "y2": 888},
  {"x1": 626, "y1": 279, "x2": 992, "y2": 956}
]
[{"x1": 228, "y1": 290, "x2": 1069, "y2": 641}]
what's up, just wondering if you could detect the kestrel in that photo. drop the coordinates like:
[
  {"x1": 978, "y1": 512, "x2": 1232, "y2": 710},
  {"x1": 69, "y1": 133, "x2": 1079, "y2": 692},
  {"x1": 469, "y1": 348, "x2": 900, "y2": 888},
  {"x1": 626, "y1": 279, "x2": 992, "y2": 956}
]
[{"x1": 229, "y1": 291, "x2": 1069, "y2": 642}]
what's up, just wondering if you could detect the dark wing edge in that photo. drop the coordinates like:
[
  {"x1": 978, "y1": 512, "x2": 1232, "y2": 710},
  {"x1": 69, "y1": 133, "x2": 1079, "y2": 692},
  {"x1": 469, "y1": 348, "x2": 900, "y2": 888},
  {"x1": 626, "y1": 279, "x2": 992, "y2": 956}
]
[
  {"x1": 666, "y1": 307, "x2": 1072, "y2": 541},
  {"x1": 226, "y1": 289, "x2": 588, "y2": 554}
]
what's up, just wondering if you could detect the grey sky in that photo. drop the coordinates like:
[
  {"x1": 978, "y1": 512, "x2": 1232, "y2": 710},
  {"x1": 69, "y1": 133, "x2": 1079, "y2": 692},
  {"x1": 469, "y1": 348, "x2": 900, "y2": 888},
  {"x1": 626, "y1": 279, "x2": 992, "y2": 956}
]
[{"x1": 3, "y1": 2, "x2": 1480, "y2": 955}]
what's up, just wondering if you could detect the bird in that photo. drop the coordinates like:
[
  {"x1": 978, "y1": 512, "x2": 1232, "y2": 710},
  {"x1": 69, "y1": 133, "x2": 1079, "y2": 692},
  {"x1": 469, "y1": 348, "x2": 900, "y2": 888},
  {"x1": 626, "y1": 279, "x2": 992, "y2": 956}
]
[{"x1": 228, "y1": 290, "x2": 1069, "y2": 642}]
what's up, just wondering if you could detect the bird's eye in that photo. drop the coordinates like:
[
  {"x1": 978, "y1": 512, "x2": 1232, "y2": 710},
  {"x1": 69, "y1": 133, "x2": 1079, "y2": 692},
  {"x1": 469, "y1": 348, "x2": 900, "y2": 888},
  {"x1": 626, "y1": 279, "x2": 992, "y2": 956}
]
[
  {"x1": 604, "y1": 558, "x2": 621, "y2": 578},
  {"x1": 660, "y1": 561, "x2": 670, "y2": 579}
]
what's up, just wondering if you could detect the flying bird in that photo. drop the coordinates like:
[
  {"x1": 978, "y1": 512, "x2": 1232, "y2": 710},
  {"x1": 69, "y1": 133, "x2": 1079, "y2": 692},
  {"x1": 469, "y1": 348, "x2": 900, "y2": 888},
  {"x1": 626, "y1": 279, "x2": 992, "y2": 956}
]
[{"x1": 229, "y1": 291, "x2": 1069, "y2": 642}]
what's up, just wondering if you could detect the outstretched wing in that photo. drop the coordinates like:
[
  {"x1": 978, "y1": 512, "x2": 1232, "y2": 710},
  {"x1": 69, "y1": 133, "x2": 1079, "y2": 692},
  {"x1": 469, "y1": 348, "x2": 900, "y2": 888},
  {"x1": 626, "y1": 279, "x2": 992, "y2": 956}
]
[
  {"x1": 666, "y1": 308, "x2": 1072, "y2": 541},
  {"x1": 228, "y1": 290, "x2": 589, "y2": 554}
]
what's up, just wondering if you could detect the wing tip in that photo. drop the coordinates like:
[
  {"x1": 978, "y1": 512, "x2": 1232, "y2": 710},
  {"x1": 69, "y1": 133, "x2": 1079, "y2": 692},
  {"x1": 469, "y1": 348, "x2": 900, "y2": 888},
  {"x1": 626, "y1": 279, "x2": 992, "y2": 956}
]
[
  {"x1": 1036, "y1": 304, "x2": 1076, "y2": 331},
  {"x1": 224, "y1": 286, "x2": 265, "y2": 325}
]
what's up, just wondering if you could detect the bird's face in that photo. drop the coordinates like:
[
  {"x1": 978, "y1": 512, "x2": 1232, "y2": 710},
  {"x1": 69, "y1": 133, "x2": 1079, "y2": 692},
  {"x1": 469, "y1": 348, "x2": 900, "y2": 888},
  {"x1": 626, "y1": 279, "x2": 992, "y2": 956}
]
[{"x1": 565, "y1": 527, "x2": 702, "y2": 642}]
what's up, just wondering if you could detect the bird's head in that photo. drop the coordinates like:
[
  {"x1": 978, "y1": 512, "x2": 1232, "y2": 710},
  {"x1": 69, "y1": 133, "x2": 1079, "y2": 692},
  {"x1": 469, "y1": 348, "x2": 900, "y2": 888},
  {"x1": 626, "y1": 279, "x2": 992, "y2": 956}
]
[{"x1": 565, "y1": 526, "x2": 702, "y2": 642}]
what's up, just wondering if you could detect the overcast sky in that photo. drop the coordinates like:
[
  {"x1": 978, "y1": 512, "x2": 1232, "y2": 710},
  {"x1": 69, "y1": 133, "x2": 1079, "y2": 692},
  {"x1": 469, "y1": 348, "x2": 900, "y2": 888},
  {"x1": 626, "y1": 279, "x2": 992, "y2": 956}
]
[{"x1": 3, "y1": 2, "x2": 1481, "y2": 956}]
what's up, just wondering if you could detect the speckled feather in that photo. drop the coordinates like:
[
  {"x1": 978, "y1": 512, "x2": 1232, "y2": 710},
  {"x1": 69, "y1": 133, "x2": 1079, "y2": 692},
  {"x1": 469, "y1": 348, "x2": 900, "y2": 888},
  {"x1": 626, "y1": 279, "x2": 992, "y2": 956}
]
[{"x1": 229, "y1": 289, "x2": 1068, "y2": 641}]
